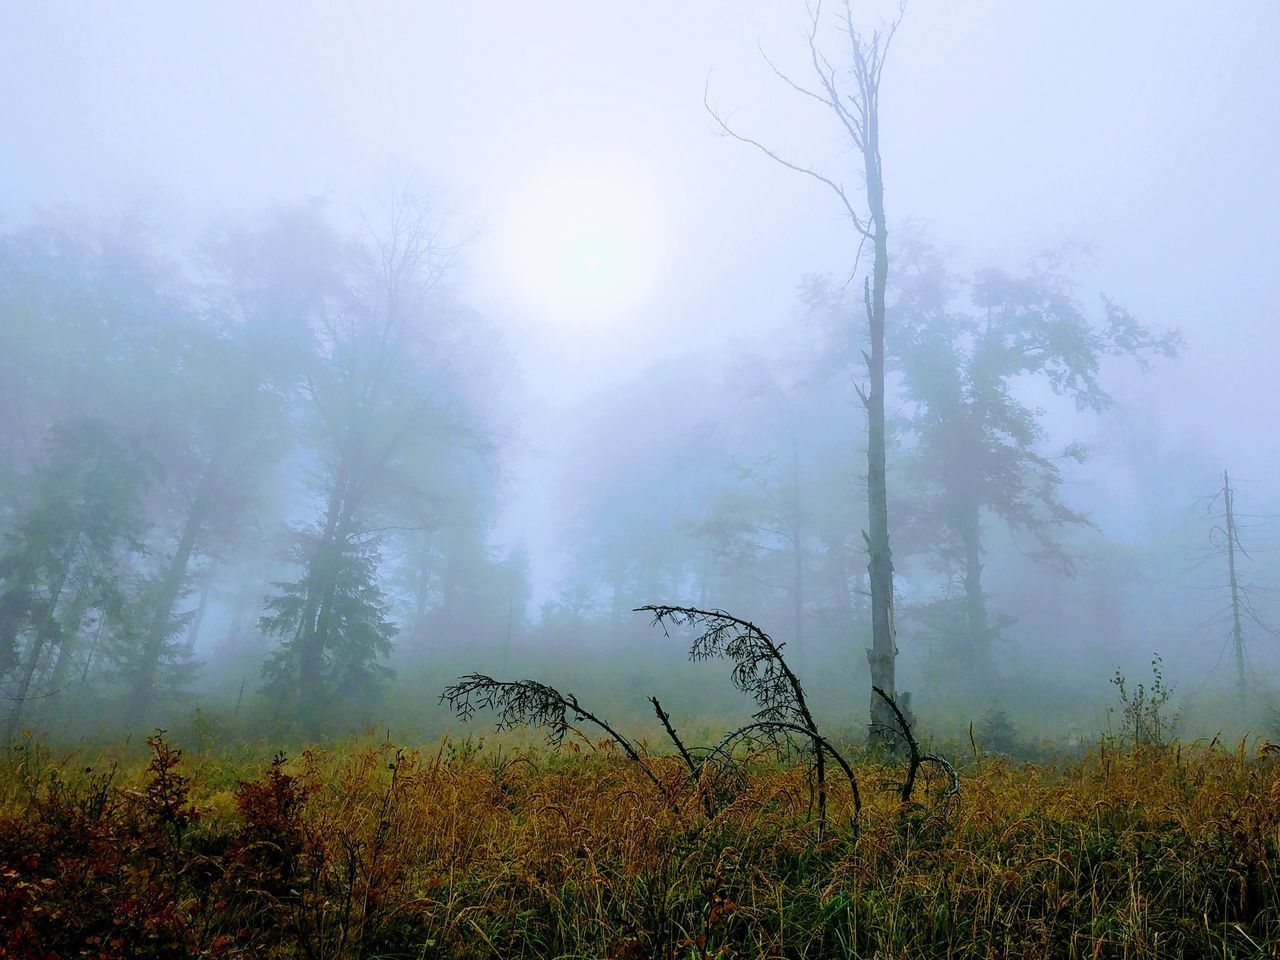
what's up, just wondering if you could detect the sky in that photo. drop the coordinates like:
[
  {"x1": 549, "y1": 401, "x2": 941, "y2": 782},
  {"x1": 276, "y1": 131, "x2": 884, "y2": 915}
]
[{"x1": 4, "y1": 0, "x2": 1278, "y2": 597}]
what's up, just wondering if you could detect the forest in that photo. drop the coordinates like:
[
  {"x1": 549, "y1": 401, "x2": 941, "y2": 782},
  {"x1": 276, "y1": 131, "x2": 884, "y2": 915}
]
[{"x1": 2, "y1": 2, "x2": 1279, "y2": 957}]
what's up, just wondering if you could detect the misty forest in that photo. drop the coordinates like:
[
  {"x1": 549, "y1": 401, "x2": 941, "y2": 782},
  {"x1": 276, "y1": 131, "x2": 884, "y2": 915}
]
[{"x1": 2, "y1": 2, "x2": 1279, "y2": 957}]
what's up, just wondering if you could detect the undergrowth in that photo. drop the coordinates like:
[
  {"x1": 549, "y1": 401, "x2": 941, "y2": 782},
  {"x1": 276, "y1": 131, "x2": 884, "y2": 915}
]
[{"x1": 2, "y1": 732, "x2": 1279, "y2": 958}]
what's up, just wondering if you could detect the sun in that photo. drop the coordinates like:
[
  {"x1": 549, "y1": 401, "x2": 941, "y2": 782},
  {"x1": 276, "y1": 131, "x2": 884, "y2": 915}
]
[{"x1": 496, "y1": 149, "x2": 665, "y2": 328}]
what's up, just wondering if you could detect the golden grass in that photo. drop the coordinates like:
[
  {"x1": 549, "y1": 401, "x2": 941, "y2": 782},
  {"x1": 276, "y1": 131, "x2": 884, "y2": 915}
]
[{"x1": 2, "y1": 734, "x2": 1279, "y2": 958}]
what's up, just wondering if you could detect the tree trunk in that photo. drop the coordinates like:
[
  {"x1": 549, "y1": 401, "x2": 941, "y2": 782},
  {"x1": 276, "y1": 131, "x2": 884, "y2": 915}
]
[
  {"x1": 129, "y1": 453, "x2": 220, "y2": 718},
  {"x1": 4, "y1": 536, "x2": 77, "y2": 741},
  {"x1": 863, "y1": 115, "x2": 899, "y2": 746},
  {"x1": 295, "y1": 457, "x2": 352, "y2": 722},
  {"x1": 297, "y1": 539, "x2": 339, "y2": 725},
  {"x1": 413, "y1": 553, "x2": 432, "y2": 642},
  {"x1": 5, "y1": 624, "x2": 51, "y2": 742},
  {"x1": 790, "y1": 433, "x2": 805, "y2": 650},
  {"x1": 41, "y1": 591, "x2": 93, "y2": 700},
  {"x1": 706, "y1": 3, "x2": 905, "y2": 745},
  {"x1": 956, "y1": 499, "x2": 991, "y2": 672},
  {"x1": 1224, "y1": 470, "x2": 1247, "y2": 720},
  {"x1": 184, "y1": 578, "x2": 212, "y2": 656}
]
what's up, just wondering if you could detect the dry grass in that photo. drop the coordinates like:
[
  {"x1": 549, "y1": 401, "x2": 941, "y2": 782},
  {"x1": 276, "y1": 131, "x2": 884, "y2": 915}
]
[{"x1": 2, "y1": 733, "x2": 1278, "y2": 958}]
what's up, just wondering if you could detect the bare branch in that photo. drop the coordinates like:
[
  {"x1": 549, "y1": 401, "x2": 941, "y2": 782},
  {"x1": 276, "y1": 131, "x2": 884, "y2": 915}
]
[
  {"x1": 440, "y1": 673, "x2": 671, "y2": 801},
  {"x1": 637, "y1": 604, "x2": 813, "y2": 728},
  {"x1": 705, "y1": 718, "x2": 861, "y2": 825},
  {"x1": 638, "y1": 603, "x2": 834, "y2": 830},
  {"x1": 873, "y1": 685, "x2": 958, "y2": 804},
  {"x1": 704, "y1": 78, "x2": 872, "y2": 238},
  {"x1": 807, "y1": 1, "x2": 869, "y2": 150},
  {"x1": 758, "y1": 41, "x2": 831, "y2": 110}
]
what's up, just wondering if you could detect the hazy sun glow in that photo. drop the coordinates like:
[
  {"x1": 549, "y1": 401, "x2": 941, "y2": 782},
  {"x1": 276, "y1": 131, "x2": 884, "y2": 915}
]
[{"x1": 497, "y1": 149, "x2": 665, "y2": 327}]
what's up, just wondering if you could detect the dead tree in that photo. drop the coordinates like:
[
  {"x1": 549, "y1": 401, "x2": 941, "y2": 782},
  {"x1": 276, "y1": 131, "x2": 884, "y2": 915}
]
[
  {"x1": 440, "y1": 674, "x2": 672, "y2": 804},
  {"x1": 873, "y1": 685, "x2": 957, "y2": 806},
  {"x1": 704, "y1": 718, "x2": 862, "y2": 828},
  {"x1": 1203, "y1": 471, "x2": 1278, "y2": 722},
  {"x1": 638, "y1": 604, "x2": 854, "y2": 832},
  {"x1": 650, "y1": 696, "x2": 715, "y2": 817},
  {"x1": 1225, "y1": 471, "x2": 1247, "y2": 716},
  {"x1": 706, "y1": 0, "x2": 906, "y2": 745}
]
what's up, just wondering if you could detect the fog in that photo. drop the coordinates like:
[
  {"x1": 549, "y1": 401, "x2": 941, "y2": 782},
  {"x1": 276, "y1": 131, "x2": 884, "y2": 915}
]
[{"x1": 2, "y1": 1, "x2": 1277, "y2": 747}]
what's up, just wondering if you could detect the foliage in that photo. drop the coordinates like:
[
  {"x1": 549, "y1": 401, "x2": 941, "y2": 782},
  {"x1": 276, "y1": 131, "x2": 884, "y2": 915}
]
[
  {"x1": 976, "y1": 706, "x2": 1022, "y2": 756},
  {"x1": 443, "y1": 674, "x2": 607, "y2": 748},
  {"x1": 640, "y1": 604, "x2": 856, "y2": 828},
  {"x1": 641, "y1": 605, "x2": 811, "y2": 728},
  {"x1": 445, "y1": 608, "x2": 883, "y2": 833},
  {"x1": 907, "y1": 594, "x2": 1017, "y2": 681},
  {"x1": 0, "y1": 422, "x2": 158, "y2": 736},
  {"x1": 899, "y1": 249, "x2": 1176, "y2": 567},
  {"x1": 3, "y1": 733, "x2": 1280, "y2": 958},
  {"x1": 1110, "y1": 654, "x2": 1180, "y2": 749},
  {"x1": 260, "y1": 532, "x2": 398, "y2": 717},
  {"x1": 806, "y1": 236, "x2": 1179, "y2": 678}
]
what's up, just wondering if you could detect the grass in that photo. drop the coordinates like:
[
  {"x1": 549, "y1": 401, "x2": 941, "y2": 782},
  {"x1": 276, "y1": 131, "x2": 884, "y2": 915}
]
[{"x1": 2, "y1": 731, "x2": 1278, "y2": 958}]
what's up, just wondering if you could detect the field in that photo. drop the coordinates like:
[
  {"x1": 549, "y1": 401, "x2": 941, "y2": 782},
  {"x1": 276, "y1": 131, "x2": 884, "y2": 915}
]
[{"x1": 2, "y1": 730, "x2": 1279, "y2": 960}]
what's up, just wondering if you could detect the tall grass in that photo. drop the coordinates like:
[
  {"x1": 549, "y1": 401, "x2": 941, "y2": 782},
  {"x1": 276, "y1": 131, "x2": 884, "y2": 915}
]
[{"x1": 2, "y1": 732, "x2": 1277, "y2": 958}]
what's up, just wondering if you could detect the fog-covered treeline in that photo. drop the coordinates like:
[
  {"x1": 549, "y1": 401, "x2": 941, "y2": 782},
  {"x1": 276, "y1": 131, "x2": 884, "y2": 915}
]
[
  {"x1": 1, "y1": 200, "x2": 1273, "y2": 743},
  {"x1": 0, "y1": 201, "x2": 520, "y2": 736},
  {"x1": 2, "y1": 2, "x2": 1277, "y2": 746}
]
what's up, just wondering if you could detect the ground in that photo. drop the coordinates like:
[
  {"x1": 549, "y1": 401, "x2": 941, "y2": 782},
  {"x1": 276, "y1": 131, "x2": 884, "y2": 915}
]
[{"x1": 1, "y1": 732, "x2": 1277, "y2": 958}]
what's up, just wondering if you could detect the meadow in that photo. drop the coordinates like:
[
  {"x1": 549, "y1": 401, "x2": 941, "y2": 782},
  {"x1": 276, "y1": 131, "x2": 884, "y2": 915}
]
[{"x1": 2, "y1": 727, "x2": 1278, "y2": 959}]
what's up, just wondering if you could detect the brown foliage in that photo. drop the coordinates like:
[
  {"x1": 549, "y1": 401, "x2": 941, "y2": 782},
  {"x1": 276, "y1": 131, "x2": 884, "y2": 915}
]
[{"x1": 2, "y1": 734, "x2": 1280, "y2": 958}]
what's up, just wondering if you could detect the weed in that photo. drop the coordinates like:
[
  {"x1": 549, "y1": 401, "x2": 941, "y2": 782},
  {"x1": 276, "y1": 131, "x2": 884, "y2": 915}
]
[
  {"x1": 1110, "y1": 654, "x2": 1180, "y2": 749},
  {"x1": 2, "y1": 722, "x2": 1279, "y2": 957}
]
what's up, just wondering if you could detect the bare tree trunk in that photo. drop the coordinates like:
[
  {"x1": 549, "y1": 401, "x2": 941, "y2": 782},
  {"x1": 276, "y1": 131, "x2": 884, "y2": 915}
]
[
  {"x1": 862, "y1": 84, "x2": 898, "y2": 746},
  {"x1": 131, "y1": 414, "x2": 235, "y2": 718},
  {"x1": 1224, "y1": 470, "x2": 1247, "y2": 719},
  {"x1": 79, "y1": 612, "x2": 107, "y2": 686},
  {"x1": 790, "y1": 431, "x2": 805, "y2": 651},
  {"x1": 704, "y1": 0, "x2": 906, "y2": 745},
  {"x1": 304, "y1": 544, "x2": 343, "y2": 724}
]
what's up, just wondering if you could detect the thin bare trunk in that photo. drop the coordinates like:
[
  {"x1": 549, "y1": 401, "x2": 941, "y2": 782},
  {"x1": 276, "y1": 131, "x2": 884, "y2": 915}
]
[
  {"x1": 790, "y1": 432, "x2": 804, "y2": 650},
  {"x1": 863, "y1": 98, "x2": 897, "y2": 746},
  {"x1": 704, "y1": 0, "x2": 906, "y2": 745},
  {"x1": 1224, "y1": 470, "x2": 1247, "y2": 718}
]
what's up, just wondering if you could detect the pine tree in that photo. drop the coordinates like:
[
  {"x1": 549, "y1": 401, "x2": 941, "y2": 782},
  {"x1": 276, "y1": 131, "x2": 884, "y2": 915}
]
[{"x1": 260, "y1": 530, "x2": 397, "y2": 724}]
